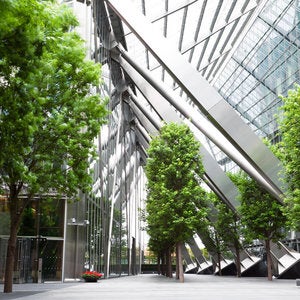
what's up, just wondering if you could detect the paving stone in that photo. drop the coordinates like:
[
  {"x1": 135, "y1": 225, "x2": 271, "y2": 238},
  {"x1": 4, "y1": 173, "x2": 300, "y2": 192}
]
[{"x1": 1, "y1": 274, "x2": 299, "y2": 300}]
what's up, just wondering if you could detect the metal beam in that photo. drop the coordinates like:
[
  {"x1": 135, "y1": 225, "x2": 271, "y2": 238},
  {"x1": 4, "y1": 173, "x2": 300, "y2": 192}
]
[
  {"x1": 105, "y1": 0, "x2": 284, "y2": 202},
  {"x1": 116, "y1": 48, "x2": 282, "y2": 203}
]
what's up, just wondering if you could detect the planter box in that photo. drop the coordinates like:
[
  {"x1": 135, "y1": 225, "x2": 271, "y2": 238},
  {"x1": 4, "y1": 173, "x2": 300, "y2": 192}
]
[{"x1": 84, "y1": 278, "x2": 98, "y2": 282}]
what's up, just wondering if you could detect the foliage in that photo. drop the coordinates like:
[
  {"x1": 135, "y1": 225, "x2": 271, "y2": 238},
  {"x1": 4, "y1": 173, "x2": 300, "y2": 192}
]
[
  {"x1": 82, "y1": 271, "x2": 103, "y2": 280},
  {"x1": 0, "y1": 0, "x2": 108, "y2": 200},
  {"x1": 233, "y1": 172, "x2": 286, "y2": 243},
  {"x1": 231, "y1": 171, "x2": 287, "y2": 280},
  {"x1": 145, "y1": 122, "x2": 208, "y2": 253},
  {"x1": 210, "y1": 190, "x2": 243, "y2": 276},
  {"x1": 276, "y1": 84, "x2": 300, "y2": 229},
  {"x1": 18, "y1": 198, "x2": 64, "y2": 236},
  {"x1": 0, "y1": 0, "x2": 108, "y2": 292},
  {"x1": 211, "y1": 192, "x2": 242, "y2": 249}
]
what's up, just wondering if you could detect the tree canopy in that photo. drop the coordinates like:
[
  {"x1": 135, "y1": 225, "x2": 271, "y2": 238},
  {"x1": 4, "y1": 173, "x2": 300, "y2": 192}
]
[
  {"x1": 0, "y1": 0, "x2": 108, "y2": 292},
  {"x1": 211, "y1": 191, "x2": 243, "y2": 276},
  {"x1": 232, "y1": 172, "x2": 286, "y2": 280},
  {"x1": 145, "y1": 122, "x2": 208, "y2": 281},
  {"x1": 0, "y1": 0, "x2": 108, "y2": 200},
  {"x1": 277, "y1": 85, "x2": 300, "y2": 230}
]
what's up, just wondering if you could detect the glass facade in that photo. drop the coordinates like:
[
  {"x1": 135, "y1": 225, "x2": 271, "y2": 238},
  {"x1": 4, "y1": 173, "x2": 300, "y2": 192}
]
[
  {"x1": 102, "y1": 0, "x2": 300, "y2": 172},
  {"x1": 2, "y1": 0, "x2": 300, "y2": 283},
  {"x1": 98, "y1": 0, "x2": 300, "y2": 277},
  {"x1": 69, "y1": 0, "x2": 300, "y2": 278},
  {"x1": 215, "y1": 0, "x2": 300, "y2": 142},
  {"x1": 206, "y1": 0, "x2": 300, "y2": 171},
  {"x1": 64, "y1": 0, "x2": 146, "y2": 279},
  {"x1": 0, "y1": 196, "x2": 64, "y2": 283}
]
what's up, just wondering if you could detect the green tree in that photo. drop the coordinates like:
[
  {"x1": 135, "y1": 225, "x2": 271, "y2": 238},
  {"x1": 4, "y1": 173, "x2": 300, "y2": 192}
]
[
  {"x1": 147, "y1": 234, "x2": 174, "y2": 277},
  {"x1": 212, "y1": 193, "x2": 243, "y2": 277},
  {"x1": 196, "y1": 220, "x2": 225, "y2": 275},
  {"x1": 0, "y1": 0, "x2": 108, "y2": 293},
  {"x1": 209, "y1": 193, "x2": 242, "y2": 277},
  {"x1": 237, "y1": 173, "x2": 287, "y2": 281},
  {"x1": 277, "y1": 85, "x2": 300, "y2": 230},
  {"x1": 145, "y1": 122, "x2": 208, "y2": 282}
]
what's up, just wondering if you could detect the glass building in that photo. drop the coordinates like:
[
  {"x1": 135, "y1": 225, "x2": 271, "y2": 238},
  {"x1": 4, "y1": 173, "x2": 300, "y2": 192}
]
[{"x1": 1, "y1": 0, "x2": 300, "y2": 283}]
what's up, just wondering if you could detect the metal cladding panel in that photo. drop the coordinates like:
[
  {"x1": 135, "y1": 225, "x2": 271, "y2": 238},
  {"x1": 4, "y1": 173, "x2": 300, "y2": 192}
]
[
  {"x1": 188, "y1": 238, "x2": 207, "y2": 265},
  {"x1": 64, "y1": 199, "x2": 87, "y2": 279},
  {"x1": 182, "y1": 244, "x2": 194, "y2": 266},
  {"x1": 106, "y1": 0, "x2": 284, "y2": 201},
  {"x1": 270, "y1": 241, "x2": 300, "y2": 277},
  {"x1": 94, "y1": 0, "x2": 113, "y2": 49},
  {"x1": 128, "y1": 102, "x2": 159, "y2": 137},
  {"x1": 209, "y1": 100, "x2": 282, "y2": 189},
  {"x1": 201, "y1": 146, "x2": 239, "y2": 209},
  {"x1": 134, "y1": 128, "x2": 149, "y2": 151}
]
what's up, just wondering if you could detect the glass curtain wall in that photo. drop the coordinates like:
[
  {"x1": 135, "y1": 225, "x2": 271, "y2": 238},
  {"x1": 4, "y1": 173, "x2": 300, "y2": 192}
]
[
  {"x1": 0, "y1": 196, "x2": 64, "y2": 283},
  {"x1": 0, "y1": 0, "x2": 145, "y2": 283},
  {"x1": 76, "y1": 0, "x2": 145, "y2": 278},
  {"x1": 212, "y1": 0, "x2": 300, "y2": 171}
]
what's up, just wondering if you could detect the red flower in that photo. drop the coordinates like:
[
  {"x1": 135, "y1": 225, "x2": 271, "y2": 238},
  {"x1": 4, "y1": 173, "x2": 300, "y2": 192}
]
[{"x1": 82, "y1": 271, "x2": 103, "y2": 279}]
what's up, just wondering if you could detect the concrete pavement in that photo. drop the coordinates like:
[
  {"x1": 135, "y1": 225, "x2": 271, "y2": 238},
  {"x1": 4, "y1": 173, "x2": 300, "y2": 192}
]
[{"x1": 0, "y1": 274, "x2": 299, "y2": 300}]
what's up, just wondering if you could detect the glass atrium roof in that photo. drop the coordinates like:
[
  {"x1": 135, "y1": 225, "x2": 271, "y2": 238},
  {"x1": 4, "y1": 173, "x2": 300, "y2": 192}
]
[
  {"x1": 103, "y1": 0, "x2": 299, "y2": 142},
  {"x1": 121, "y1": 0, "x2": 259, "y2": 86},
  {"x1": 89, "y1": 0, "x2": 300, "y2": 171}
]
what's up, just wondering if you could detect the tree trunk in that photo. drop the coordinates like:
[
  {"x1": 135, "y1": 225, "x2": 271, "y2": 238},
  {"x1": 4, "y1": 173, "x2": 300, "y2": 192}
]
[
  {"x1": 157, "y1": 253, "x2": 161, "y2": 275},
  {"x1": 161, "y1": 251, "x2": 166, "y2": 276},
  {"x1": 175, "y1": 245, "x2": 179, "y2": 280},
  {"x1": 265, "y1": 239, "x2": 273, "y2": 281},
  {"x1": 167, "y1": 247, "x2": 172, "y2": 278},
  {"x1": 235, "y1": 242, "x2": 241, "y2": 277},
  {"x1": 4, "y1": 206, "x2": 23, "y2": 293},
  {"x1": 4, "y1": 184, "x2": 26, "y2": 293},
  {"x1": 176, "y1": 242, "x2": 184, "y2": 283},
  {"x1": 3, "y1": 228, "x2": 18, "y2": 293},
  {"x1": 215, "y1": 235, "x2": 222, "y2": 276},
  {"x1": 217, "y1": 251, "x2": 222, "y2": 276}
]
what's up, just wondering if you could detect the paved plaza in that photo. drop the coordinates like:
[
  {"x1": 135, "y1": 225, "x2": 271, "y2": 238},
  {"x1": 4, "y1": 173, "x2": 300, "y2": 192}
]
[{"x1": 0, "y1": 274, "x2": 299, "y2": 300}]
